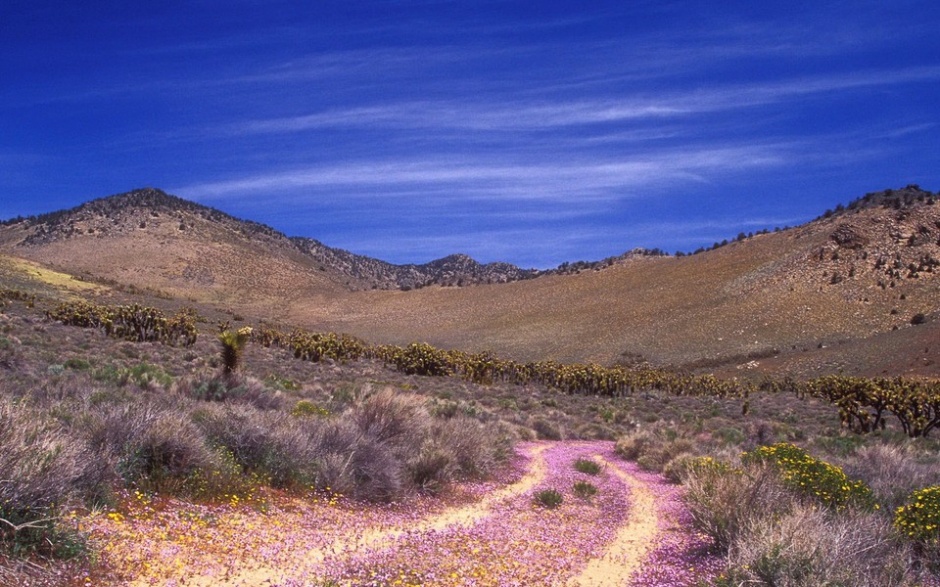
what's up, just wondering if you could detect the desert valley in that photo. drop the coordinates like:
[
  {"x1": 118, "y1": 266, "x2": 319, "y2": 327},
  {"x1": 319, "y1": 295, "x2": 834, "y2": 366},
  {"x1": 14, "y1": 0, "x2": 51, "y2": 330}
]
[{"x1": 0, "y1": 186, "x2": 938, "y2": 586}]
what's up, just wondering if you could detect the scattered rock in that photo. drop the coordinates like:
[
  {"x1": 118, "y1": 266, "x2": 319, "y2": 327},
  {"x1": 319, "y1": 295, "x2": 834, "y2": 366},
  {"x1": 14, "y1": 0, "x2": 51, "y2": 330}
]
[{"x1": 829, "y1": 224, "x2": 869, "y2": 249}]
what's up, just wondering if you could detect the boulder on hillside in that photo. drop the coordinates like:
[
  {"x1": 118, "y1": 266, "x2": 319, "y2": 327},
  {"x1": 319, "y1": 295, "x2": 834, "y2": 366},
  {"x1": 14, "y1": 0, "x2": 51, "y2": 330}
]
[{"x1": 830, "y1": 224, "x2": 869, "y2": 249}]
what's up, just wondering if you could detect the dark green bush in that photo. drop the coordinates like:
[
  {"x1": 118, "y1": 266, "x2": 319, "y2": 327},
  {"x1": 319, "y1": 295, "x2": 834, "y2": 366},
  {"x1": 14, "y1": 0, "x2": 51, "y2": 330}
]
[
  {"x1": 573, "y1": 480, "x2": 598, "y2": 499},
  {"x1": 573, "y1": 458, "x2": 602, "y2": 475},
  {"x1": 533, "y1": 488, "x2": 564, "y2": 509},
  {"x1": 218, "y1": 327, "x2": 252, "y2": 376}
]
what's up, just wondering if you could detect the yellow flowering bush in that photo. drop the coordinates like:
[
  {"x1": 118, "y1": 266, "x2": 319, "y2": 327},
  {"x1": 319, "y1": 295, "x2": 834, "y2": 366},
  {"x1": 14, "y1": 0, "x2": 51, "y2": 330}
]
[
  {"x1": 291, "y1": 399, "x2": 330, "y2": 418},
  {"x1": 895, "y1": 485, "x2": 940, "y2": 545},
  {"x1": 743, "y1": 443, "x2": 874, "y2": 510}
]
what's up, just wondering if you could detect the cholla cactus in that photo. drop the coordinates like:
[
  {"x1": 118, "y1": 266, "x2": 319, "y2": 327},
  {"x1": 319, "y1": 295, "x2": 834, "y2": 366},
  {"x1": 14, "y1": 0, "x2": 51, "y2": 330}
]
[{"x1": 218, "y1": 326, "x2": 252, "y2": 376}]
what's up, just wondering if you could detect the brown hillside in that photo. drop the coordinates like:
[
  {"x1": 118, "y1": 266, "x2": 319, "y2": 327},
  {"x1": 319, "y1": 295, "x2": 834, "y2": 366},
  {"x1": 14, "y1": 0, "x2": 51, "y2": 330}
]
[
  {"x1": 1, "y1": 186, "x2": 937, "y2": 375},
  {"x1": 0, "y1": 189, "x2": 348, "y2": 319},
  {"x1": 310, "y1": 186, "x2": 940, "y2": 371}
]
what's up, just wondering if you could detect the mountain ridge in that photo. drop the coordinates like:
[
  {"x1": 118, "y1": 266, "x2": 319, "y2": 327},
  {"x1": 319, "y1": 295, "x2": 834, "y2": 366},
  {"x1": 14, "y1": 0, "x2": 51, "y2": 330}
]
[
  {"x1": 1, "y1": 185, "x2": 938, "y2": 375},
  {"x1": 0, "y1": 187, "x2": 681, "y2": 290},
  {"x1": 2, "y1": 187, "x2": 541, "y2": 290}
]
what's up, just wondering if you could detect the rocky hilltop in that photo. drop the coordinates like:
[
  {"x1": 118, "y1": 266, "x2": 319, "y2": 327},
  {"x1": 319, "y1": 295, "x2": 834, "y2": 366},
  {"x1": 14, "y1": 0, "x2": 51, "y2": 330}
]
[{"x1": 1, "y1": 188, "x2": 543, "y2": 291}]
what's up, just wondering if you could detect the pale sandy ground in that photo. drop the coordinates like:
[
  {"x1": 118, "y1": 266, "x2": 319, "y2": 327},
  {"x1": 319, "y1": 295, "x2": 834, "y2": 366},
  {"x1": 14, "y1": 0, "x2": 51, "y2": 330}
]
[{"x1": 568, "y1": 456, "x2": 659, "y2": 587}]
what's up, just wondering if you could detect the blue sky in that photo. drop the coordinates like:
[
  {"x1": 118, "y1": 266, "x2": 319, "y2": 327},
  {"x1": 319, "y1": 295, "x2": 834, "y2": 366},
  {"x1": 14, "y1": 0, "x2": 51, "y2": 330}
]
[{"x1": 1, "y1": 1, "x2": 938, "y2": 268}]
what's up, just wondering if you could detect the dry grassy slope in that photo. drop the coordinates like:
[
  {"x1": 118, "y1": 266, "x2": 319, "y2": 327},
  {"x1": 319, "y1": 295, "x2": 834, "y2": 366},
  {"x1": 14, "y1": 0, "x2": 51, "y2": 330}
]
[
  {"x1": 313, "y1": 203, "x2": 939, "y2": 369},
  {"x1": 1, "y1": 207, "x2": 348, "y2": 321},
  {"x1": 2, "y1": 190, "x2": 937, "y2": 374}
]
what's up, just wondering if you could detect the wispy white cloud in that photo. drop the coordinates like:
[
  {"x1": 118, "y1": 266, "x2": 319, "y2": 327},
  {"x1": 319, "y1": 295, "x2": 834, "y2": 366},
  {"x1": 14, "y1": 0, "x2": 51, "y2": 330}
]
[
  {"x1": 176, "y1": 144, "x2": 789, "y2": 203},
  {"x1": 217, "y1": 66, "x2": 940, "y2": 137},
  {"x1": 873, "y1": 122, "x2": 937, "y2": 140}
]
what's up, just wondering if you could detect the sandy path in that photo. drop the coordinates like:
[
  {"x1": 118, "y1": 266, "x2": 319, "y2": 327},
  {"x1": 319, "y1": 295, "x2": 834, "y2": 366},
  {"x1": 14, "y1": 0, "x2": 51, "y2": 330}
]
[
  {"x1": 568, "y1": 456, "x2": 660, "y2": 587},
  {"x1": 106, "y1": 442, "x2": 680, "y2": 587},
  {"x1": 177, "y1": 443, "x2": 550, "y2": 587}
]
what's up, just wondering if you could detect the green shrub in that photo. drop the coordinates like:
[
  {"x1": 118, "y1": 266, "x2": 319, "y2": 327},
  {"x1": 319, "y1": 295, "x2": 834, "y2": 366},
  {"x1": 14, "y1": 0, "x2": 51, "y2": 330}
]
[
  {"x1": 187, "y1": 376, "x2": 232, "y2": 402},
  {"x1": 713, "y1": 426, "x2": 745, "y2": 446},
  {"x1": 573, "y1": 480, "x2": 598, "y2": 499},
  {"x1": 46, "y1": 302, "x2": 197, "y2": 346},
  {"x1": 384, "y1": 342, "x2": 452, "y2": 376},
  {"x1": 743, "y1": 443, "x2": 875, "y2": 510},
  {"x1": 895, "y1": 485, "x2": 940, "y2": 546},
  {"x1": 533, "y1": 488, "x2": 563, "y2": 509},
  {"x1": 127, "y1": 363, "x2": 173, "y2": 389},
  {"x1": 573, "y1": 457, "x2": 602, "y2": 475},
  {"x1": 263, "y1": 374, "x2": 301, "y2": 392},
  {"x1": 63, "y1": 358, "x2": 91, "y2": 371}
]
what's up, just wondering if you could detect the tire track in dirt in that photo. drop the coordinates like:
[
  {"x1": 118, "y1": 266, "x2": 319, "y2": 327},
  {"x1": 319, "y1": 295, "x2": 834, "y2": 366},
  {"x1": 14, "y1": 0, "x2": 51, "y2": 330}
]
[
  {"x1": 177, "y1": 443, "x2": 550, "y2": 587},
  {"x1": 568, "y1": 455, "x2": 660, "y2": 587}
]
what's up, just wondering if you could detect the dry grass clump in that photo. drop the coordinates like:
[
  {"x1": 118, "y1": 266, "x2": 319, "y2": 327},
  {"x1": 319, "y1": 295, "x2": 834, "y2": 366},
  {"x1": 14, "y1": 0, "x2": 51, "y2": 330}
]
[
  {"x1": 614, "y1": 423, "x2": 698, "y2": 474},
  {"x1": 0, "y1": 397, "x2": 109, "y2": 557},
  {"x1": 192, "y1": 403, "x2": 320, "y2": 489},
  {"x1": 684, "y1": 461, "x2": 795, "y2": 553},
  {"x1": 83, "y1": 402, "x2": 243, "y2": 497},
  {"x1": 175, "y1": 388, "x2": 516, "y2": 501},
  {"x1": 321, "y1": 390, "x2": 514, "y2": 500},
  {"x1": 843, "y1": 442, "x2": 940, "y2": 512},
  {"x1": 177, "y1": 373, "x2": 285, "y2": 410},
  {"x1": 723, "y1": 505, "x2": 914, "y2": 587},
  {"x1": 685, "y1": 447, "x2": 936, "y2": 586}
]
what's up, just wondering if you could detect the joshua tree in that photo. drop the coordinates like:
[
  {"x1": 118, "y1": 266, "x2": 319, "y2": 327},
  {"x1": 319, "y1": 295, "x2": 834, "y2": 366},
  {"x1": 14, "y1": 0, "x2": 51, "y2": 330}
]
[{"x1": 218, "y1": 326, "x2": 252, "y2": 377}]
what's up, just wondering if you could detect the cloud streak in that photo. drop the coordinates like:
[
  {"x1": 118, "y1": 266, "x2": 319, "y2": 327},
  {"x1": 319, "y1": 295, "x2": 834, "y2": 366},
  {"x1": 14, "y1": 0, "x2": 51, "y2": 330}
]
[
  {"x1": 176, "y1": 144, "x2": 789, "y2": 202},
  {"x1": 217, "y1": 66, "x2": 940, "y2": 137}
]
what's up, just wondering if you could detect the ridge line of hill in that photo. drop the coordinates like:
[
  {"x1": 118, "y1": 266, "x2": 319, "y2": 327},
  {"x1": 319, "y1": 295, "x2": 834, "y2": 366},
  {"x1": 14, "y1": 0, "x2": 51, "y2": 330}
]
[{"x1": 2, "y1": 184, "x2": 937, "y2": 291}]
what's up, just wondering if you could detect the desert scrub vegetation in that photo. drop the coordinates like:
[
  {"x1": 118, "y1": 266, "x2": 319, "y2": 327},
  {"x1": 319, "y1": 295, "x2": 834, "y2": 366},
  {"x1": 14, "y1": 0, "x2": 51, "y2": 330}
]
[
  {"x1": 895, "y1": 485, "x2": 940, "y2": 566},
  {"x1": 573, "y1": 457, "x2": 602, "y2": 475},
  {"x1": 258, "y1": 325, "x2": 940, "y2": 441},
  {"x1": 684, "y1": 443, "x2": 938, "y2": 585},
  {"x1": 743, "y1": 442, "x2": 875, "y2": 510},
  {"x1": 0, "y1": 396, "x2": 110, "y2": 558},
  {"x1": 572, "y1": 480, "x2": 598, "y2": 499},
  {"x1": 614, "y1": 422, "x2": 698, "y2": 475},
  {"x1": 46, "y1": 301, "x2": 198, "y2": 346},
  {"x1": 0, "y1": 341, "x2": 515, "y2": 567},
  {"x1": 3, "y1": 294, "x2": 939, "y2": 582},
  {"x1": 532, "y1": 488, "x2": 564, "y2": 509}
]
